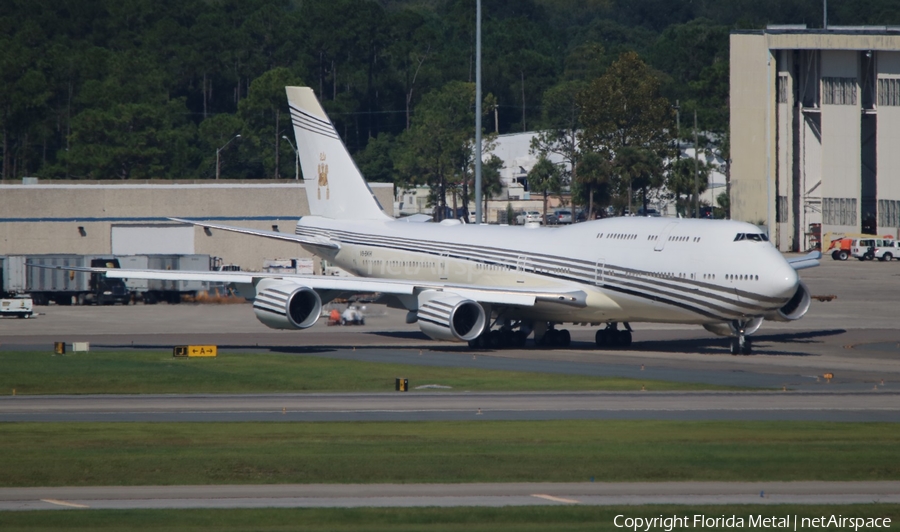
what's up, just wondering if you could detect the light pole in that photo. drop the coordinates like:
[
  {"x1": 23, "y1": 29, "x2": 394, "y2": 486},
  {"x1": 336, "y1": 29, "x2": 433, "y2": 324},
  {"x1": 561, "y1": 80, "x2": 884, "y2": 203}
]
[
  {"x1": 282, "y1": 135, "x2": 300, "y2": 180},
  {"x1": 215, "y1": 134, "x2": 241, "y2": 180},
  {"x1": 474, "y1": 0, "x2": 482, "y2": 224}
]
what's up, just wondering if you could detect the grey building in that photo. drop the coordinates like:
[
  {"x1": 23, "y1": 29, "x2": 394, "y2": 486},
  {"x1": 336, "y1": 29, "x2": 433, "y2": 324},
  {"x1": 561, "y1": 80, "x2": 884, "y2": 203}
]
[
  {"x1": 0, "y1": 180, "x2": 394, "y2": 269},
  {"x1": 730, "y1": 26, "x2": 900, "y2": 251}
]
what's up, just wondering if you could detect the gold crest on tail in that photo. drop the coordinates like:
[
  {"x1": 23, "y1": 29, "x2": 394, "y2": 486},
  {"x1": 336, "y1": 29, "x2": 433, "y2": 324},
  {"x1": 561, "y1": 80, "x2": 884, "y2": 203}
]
[{"x1": 317, "y1": 152, "x2": 329, "y2": 200}]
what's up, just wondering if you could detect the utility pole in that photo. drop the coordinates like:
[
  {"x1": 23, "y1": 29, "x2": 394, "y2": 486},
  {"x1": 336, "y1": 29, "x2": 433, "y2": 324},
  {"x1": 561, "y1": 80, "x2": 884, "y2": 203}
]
[
  {"x1": 474, "y1": 0, "x2": 483, "y2": 224},
  {"x1": 675, "y1": 100, "x2": 680, "y2": 161},
  {"x1": 693, "y1": 110, "x2": 700, "y2": 219}
]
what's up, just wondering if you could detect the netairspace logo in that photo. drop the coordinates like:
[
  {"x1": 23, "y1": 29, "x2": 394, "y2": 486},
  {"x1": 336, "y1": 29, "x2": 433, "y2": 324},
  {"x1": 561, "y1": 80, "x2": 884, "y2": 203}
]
[{"x1": 614, "y1": 514, "x2": 892, "y2": 531}]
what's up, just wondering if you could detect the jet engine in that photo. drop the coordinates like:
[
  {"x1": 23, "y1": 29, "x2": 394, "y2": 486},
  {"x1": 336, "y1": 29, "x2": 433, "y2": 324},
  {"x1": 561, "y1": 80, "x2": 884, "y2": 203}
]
[
  {"x1": 764, "y1": 281, "x2": 811, "y2": 322},
  {"x1": 703, "y1": 317, "x2": 763, "y2": 338},
  {"x1": 416, "y1": 292, "x2": 486, "y2": 342},
  {"x1": 252, "y1": 279, "x2": 322, "y2": 330}
]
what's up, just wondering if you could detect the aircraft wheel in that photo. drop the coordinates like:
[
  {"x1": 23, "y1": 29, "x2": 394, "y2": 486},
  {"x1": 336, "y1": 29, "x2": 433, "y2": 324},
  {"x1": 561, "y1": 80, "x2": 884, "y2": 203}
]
[
  {"x1": 544, "y1": 329, "x2": 558, "y2": 347},
  {"x1": 730, "y1": 338, "x2": 741, "y2": 355},
  {"x1": 558, "y1": 329, "x2": 571, "y2": 347},
  {"x1": 741, "y1": 336, "x2": 752, "y2": 355},
  {"x1": 595, "y1": 330, "x2": 607, "y2": 347},
  {"x1": 618, "y1": 330, "x2": 632, "y2": 348},
  {"x1": 500, "y1": 330, "x2": 515, "y2": 348},
  {"x1": 488, "y1": 330, "x2": 504, "y2": 349},
  {"x1": 515, "y1": 331, "x2": 528, "y2": 347}
]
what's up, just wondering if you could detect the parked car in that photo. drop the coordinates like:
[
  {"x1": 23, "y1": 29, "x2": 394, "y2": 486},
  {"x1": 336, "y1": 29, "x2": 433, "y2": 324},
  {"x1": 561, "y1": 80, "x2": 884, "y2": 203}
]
[
  {"x1": 637, "y1": 207, "x2": 661, "y2": 217},
  {"x1": 554, "y1": 209, "x2": 573, "y2": 224},
  {"x1": 515, "y1": 211, "x2": 541, "y2": 225}
]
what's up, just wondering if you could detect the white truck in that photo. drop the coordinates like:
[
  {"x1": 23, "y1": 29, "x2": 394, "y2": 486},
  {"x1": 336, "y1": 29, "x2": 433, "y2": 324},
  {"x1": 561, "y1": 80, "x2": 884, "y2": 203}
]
[
  {"x1": 850, "y1": 238, "x2": 900, "y2": 261},
  {"x1": 0, "y1": 297, "x2": 33, "y2": 318}
]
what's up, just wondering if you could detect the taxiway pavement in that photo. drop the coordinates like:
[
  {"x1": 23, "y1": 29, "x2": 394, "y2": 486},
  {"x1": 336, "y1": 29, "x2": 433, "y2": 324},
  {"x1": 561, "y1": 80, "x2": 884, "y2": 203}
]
[
  {"x1": 2, "y1": 390, "x2": 899, "y2": 422},
  {"x1": 2, "y1": 481, "x2": 899, "y2": 510}
]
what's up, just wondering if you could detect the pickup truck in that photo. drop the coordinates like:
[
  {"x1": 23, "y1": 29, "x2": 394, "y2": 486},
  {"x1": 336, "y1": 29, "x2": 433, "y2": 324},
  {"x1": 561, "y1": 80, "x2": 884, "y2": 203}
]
[{"x1": 850, "y1": 238, "x2": 900, "y2": 261}]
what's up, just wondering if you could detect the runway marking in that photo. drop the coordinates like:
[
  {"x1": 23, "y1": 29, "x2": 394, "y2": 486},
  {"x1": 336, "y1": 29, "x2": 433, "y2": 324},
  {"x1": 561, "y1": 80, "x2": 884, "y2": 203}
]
[
  {"x1": 41, "y1": 498, "x2": 89, "y2": 508},
  {"x1": 532, "y1": 494, "x2": 579, "y2": 504}
]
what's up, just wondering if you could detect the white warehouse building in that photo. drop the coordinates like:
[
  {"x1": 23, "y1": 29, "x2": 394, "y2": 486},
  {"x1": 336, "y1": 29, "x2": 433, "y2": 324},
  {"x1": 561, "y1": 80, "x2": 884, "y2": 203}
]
[{"x1": 730, "y1": 26, "x2": 900, "y2": 251}]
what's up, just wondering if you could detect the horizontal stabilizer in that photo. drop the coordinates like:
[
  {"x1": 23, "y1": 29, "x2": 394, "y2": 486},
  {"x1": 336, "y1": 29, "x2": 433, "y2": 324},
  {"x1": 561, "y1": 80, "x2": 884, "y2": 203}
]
[{"x1": 168, "y1": 218, "x2": 339, "y2": 249}]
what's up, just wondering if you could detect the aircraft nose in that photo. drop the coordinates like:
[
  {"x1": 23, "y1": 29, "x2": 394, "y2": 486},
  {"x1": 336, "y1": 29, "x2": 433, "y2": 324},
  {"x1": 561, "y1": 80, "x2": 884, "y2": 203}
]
[{"x1": 770, "y1": 262, "x2": 800, "y2": 300}]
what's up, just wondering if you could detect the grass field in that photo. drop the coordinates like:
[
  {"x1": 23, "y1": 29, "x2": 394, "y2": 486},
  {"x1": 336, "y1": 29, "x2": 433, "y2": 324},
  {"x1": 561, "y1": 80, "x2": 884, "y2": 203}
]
[
  {"x1": 0, "y1": 350, "x2": 734, "y2": 394},
  {"x1": 1, "y1": 505, "x2": 898, "y2": 531},
  {"x1": 2, "y1": 421, "x2": 899, "y2": 487}
]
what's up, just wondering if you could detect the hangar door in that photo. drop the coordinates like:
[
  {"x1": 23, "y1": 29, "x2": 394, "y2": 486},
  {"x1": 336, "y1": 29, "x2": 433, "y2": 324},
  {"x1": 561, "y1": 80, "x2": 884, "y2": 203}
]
[{"x1": 111, "y1": 224, "x2": 195, "y2": 255}]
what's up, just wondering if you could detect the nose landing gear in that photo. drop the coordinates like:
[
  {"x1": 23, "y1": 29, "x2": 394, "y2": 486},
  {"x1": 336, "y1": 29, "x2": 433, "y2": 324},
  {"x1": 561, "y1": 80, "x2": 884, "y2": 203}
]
[{"x1": 729, "y1": 320, "x2": 754, "y2": 355}]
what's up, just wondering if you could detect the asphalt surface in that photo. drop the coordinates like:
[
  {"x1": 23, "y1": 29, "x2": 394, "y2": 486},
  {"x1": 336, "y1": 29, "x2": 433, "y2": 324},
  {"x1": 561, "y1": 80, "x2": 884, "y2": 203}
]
[
  {"x1": 2, "y1": 390, "x2": 899, "y2": 422},
  {"x1": 2, "y1": 482, "x2": 899, "y2": 511}
]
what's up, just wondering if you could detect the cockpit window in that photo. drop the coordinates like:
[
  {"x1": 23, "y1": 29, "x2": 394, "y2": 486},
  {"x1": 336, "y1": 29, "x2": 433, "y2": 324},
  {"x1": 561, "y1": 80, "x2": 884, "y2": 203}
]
[{"x1": 734, "y1": 233, "x2": 769, "y2": 242}]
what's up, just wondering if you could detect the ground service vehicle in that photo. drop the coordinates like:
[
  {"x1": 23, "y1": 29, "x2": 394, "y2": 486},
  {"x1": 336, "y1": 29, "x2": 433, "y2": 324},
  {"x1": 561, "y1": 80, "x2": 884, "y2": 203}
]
[
  {"x1": 0, "y1": 297, "x2": 33, "y2": 318},
  {"x1": 3, "y1": 255, "x2": 130, "y2": 305}
]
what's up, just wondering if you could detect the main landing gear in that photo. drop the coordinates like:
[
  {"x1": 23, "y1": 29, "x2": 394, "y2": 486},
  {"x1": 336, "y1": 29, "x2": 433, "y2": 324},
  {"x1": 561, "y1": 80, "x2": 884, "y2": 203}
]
[
  {"x1": 467, "y1": 320, "x2": 572, "y2": 349},
  {"x1": 467, "y1": 328, "x2": 529, "y2": 349},
  {"x1": 535, "y1": 327, "x2": 571, "y2": 348},
  {"x1": 595, "y1": 322, "x2": 632, "y2": 348}
]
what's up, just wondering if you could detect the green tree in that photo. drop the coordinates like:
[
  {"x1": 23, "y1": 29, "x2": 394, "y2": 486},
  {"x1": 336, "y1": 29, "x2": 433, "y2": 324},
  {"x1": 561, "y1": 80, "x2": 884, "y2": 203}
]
[
  {"x1": 668, "y1": 157, "x2": 710, "y2": 217},
  {"x1": 532, "y1": 80, "x2": 587, "y2": 216},
  {"x1": 354, "y1": 132, "x2": 396, "y2": 183},
  {"x1": 197, "y1": 113, "x2": 245, "y2": 179},
  {"x1": 573, "y1": 150, "x2": 612, "y2": 219},
  {"x1": 479, "y1": 154, "x2": 504, "y2": 219},
  {"x1": 579, "y1": 51, "x2": 674, "y2": 210},
  {"x1": 238, "y1": 67, "x2": 304, "y2": 179},
  {"x1": 394, "y1": 81, "x2": 475, "y2": 220},
  {"x1": 527, "y1": 156, "x2": 562, "y2": 224},
  {"x1": 616, "y1": 146, "x2": 663, "y2": 215}
]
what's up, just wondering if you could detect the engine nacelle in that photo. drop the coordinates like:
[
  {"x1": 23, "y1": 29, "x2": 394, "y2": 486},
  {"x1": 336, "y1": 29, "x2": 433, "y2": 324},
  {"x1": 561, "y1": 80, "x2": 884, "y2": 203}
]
[
  {"x1": 417, "y1": 291, "x2": 486, "y2": 342},
  {"x1": 703, "y1": 317, "x2": 763, "y2": 338},
  {"x1": 252, "y1": 280, "x2": 322, "y2": 330},
  {"x1": 764, "y1": 281, "x2": 811, "y2": 322}
]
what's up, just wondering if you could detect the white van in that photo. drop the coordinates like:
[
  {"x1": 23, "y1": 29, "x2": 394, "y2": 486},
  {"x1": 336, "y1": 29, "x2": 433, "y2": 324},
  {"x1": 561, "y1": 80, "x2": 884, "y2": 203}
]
[{"x1": 850, "y1": 238, "x2": 900, "y2": 261}]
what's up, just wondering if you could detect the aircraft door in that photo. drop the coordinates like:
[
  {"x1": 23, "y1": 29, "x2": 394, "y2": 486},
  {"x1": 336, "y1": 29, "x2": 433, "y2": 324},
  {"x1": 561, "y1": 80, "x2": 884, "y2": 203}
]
[
  {"x1": 516, "y1": 255, "x2": 529, "y2": 284},
  {"x1": 439, "y1": 253, "x2": 448, "y2": 280},
  {"x1": 654, "y1": 223, "x2": 678, "y2": 251},
  {"x1": 594, "y1": 259, "x2": 605, "y2": 286}
]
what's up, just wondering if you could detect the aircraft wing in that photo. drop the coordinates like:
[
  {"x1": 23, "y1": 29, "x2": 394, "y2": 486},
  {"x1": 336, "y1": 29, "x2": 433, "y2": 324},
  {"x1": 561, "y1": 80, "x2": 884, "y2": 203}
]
[
  {"x1": 168, "y1": 217, "x2": 339, "y2": 250},
  {"x1": 786, "y1": 251, "x2": 821, "y2": 270},
  {"x1": 28, "y1": 263, "x2": 584, "y2": 308}
]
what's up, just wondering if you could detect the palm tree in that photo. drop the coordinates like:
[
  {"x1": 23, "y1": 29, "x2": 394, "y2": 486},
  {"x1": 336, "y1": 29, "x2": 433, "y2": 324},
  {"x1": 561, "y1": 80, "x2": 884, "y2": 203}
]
[{"x1": 527, "y1": 157, "x2": 562, "y2": 224}]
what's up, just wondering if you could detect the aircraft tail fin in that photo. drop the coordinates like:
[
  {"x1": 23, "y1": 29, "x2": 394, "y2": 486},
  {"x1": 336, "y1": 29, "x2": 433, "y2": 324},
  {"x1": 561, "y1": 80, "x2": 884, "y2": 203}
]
[{"x1": 286, "y1": 86, "x2": 390, "y2": 221}]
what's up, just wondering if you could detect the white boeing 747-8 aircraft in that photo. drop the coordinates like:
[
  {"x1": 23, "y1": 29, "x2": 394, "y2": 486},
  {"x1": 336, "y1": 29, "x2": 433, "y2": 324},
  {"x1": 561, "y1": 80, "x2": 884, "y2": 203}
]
[{"x1": 61, "y1": 86, "x2": 820, "y2": 354}]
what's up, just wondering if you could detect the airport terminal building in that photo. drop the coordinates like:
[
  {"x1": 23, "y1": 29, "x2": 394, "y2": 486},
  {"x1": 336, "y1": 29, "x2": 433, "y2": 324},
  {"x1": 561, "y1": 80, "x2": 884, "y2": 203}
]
[
  {"x1": 0, "y1": 180, "x2": 394, "y2": 270},
  {"x1": 731, "y1": 26, "x2": 900, "y2": 251}
]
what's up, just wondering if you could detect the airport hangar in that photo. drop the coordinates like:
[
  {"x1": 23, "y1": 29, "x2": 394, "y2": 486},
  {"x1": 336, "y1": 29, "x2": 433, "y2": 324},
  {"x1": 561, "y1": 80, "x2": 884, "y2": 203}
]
[
  {"x1": 0, "y1": 180, "x2": 394, "y2": 270},
  {"x1": 730, "y1": 26, "x2": 900, "y2": 252}
]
